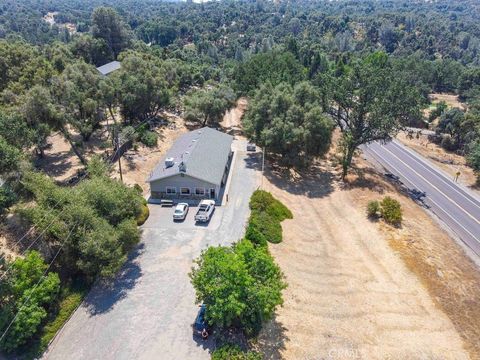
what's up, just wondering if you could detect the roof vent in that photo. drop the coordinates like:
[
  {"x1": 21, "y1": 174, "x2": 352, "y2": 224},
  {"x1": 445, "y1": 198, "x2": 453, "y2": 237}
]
[
  {"x1": 179, "y1": 161, "x2": 187, "y2": 173},
  {"x1": 165, "y1": 157, "x2": 175, "y2": 168}
]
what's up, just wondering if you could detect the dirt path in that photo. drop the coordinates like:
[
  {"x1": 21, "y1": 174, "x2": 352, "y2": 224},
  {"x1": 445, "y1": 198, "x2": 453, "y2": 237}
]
[
  {"x1": 257, "y1": 166, "x2": 474, "y2": 359},
  {"x1": 220, "y1": 97, "x2": 248, "y2": 139}
]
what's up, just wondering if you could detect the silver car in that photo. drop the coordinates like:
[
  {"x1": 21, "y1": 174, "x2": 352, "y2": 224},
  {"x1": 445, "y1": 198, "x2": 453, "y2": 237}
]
[{"x1": 173, "y1": 203, "x2": 189, "y2": 221}]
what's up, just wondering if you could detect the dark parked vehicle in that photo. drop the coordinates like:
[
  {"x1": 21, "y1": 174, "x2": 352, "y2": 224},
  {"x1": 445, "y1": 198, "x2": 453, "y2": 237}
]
[{"x1": 193, "y1": 304, "x2": 211, "y2": 339}]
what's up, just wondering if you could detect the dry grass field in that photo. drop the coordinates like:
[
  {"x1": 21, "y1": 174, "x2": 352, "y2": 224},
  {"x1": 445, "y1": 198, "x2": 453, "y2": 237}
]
[{"x1": 256, "y1": 154, "x2": 480, "y2": 360}]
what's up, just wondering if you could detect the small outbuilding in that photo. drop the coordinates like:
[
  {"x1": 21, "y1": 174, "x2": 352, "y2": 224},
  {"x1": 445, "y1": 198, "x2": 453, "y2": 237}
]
[
  {"x1": 96, "y1": 61, "x2": 121, "y2": 76},
  {"x1": 147, "y1": 127, "x2": 233, "y2": 203}
]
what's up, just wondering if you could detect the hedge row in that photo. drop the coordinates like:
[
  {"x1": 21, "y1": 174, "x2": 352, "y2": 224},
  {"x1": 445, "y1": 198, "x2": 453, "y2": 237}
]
[
  {"x1": 212, "y1": 344, "x2": 262, "y2": 360},
  {"x1": 25, "y1": 283, "x2": 88, "y2": 359},
  {"x1": 246, "y1": 190, "x2": 292, "y2": 246}
]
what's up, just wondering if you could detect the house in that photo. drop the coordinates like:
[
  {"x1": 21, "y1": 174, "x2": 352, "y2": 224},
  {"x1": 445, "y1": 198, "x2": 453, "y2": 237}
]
[
  {"x1": 96, "y1": 61, "x2": 121, "y2": 76},
  {"x1": 147, "y1": 127, "x2": 233, "y2": 202}
]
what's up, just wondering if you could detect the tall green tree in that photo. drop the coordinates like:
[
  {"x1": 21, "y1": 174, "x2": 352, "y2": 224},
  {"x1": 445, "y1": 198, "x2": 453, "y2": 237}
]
[
  {"x1": 234, "y1": 49, "x2": 306, "y2": 95},
  {"x1": 190, "y1": 239, "x2": 286, "y2": 335},
  {"x1": 244, "y1": 81, "x2": 333, "y2": 165},
  {"x1": 91, "y1": 7, "x2": 132, "y2": 59},
  {"x1": 0, "y1": 251, "x2": 60, "y2": 352},
  {"x1": 54, "y1": 61, "x2": 106, "y2": 142},
  {"x1": 23, "y1": 84, "x2": 87, "y2": 163},
  {"x1": 326, "y1": 53, "x2": 421, "y2": 178},
  {"x1": 183, "y1": 84, "x2": 235, "y2": 127},
  {"x1": 117, "y1": 53, "x2": 171, "y2": 123}
]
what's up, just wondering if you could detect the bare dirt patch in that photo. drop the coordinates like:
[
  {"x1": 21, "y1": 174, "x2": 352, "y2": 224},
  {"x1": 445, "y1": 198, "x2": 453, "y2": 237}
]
[
  {"x1": 430, "y1": 93, "x2": 466, "y2": 110},
  {"x1": 220, "y1": 97, "x2": 248, "y2": 138},
  {"x1": 110, "y1": 114, "x2": 188, "y2": 194},
  {"x1": 397, "y1": 131, "x2": 479, "y2": 193},
  {"x1": 36, "y1": 129, "x2": 110, "y2": 182},
  {"x1": 256, "y1": 156, "x2": 479, "y2": 359}
]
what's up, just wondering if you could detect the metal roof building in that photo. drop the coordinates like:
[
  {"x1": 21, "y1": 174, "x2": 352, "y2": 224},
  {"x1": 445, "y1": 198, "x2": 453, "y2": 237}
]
[
  {"x1": 96, "y1": 61, "x2": 121, "y2": 76},
  {"x1": 147, "y1": 127, "x2": 233, "y2": 202}
]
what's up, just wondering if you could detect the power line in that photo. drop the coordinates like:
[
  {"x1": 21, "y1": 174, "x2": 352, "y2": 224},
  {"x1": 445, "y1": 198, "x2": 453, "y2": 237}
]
[
  {"x1": 0, "y1": 194, "x2": 68, "y2": 264},
  {"x1": 0, "y1": 114, "x2": 156, "y2": 277},
  {"x1": 0, "y1": 207, "x2": 69, "y2": 282},
  {"x1": 0, "y1": 224, "x2": 77, "y2": 345}
]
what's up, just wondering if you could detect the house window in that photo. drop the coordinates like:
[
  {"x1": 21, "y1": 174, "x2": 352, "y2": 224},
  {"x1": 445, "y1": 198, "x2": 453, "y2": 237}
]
[
  {"x1": 195, "y1": 188, "x2": 205, "y2": 196},
  {"x1": 180, "y1": 187, "x2": 190, "y2": 195},
  {"x1": 166, "y1": 187, "x2": 176, "y2": 195}
]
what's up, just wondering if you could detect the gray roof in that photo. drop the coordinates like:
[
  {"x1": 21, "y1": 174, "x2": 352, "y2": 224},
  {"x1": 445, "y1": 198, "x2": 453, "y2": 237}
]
[
  {"x1": 147, "y1": 127, "x2": 233, "y2": 186},
  {"x1": 96, "y1": 61, "x2": 121, "y2": 76}
]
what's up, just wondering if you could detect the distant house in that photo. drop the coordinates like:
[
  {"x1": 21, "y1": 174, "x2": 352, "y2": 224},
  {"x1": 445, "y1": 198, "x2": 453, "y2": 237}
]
[
  {"x1": 147, "y1": 127, "x2": 233, "y2": 202},
  {"x1": 96, "y1": 61, "x2": 121, "y2": 76}
]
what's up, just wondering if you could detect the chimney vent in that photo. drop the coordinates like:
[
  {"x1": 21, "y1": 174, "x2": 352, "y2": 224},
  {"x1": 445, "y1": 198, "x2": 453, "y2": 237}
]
[{"x1": 179, "y1": 161, "x2": 187, "y2": 173}]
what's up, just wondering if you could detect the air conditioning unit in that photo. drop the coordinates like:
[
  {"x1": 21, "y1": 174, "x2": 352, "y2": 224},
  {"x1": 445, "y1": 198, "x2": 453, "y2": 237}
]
[{"x1": 165, "y1": 157, "x2": 175, "y2": 168}]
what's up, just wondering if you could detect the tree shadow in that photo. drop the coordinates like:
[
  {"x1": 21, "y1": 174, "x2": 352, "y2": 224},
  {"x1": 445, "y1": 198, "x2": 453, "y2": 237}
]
[
  {"x1": 255, "y1": 316, "x2": 289, "y2": 360},
  {"x1": 264, "y1": 163, "x2": 335, "y2": 199},
  {"x1": 192, "y1": 330, "x2": 217, "y2": 354},
  {"x1": 223, "y1": 127, "x2": 244, "y2": 138},
  {"x1": 83, "y1": 243, "x2": 145, "y2": 316},
  {"x1": 34, "y1": 151, "x2": 74, "y2": 178},
  {"x1": 340, "y1": 166, "x2": 388, "y2": 194},
  {"x1": 243, "y1": 152, "x2": 262, "y2": 171}
]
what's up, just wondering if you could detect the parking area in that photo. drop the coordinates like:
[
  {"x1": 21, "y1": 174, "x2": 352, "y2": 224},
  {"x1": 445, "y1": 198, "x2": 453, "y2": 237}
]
[
  {"x1": 43, "y1": 140, "x2": 261, "y2": 360},
  {"x1": 146, "y1": 204, "x2": 223, "y2": 231}
]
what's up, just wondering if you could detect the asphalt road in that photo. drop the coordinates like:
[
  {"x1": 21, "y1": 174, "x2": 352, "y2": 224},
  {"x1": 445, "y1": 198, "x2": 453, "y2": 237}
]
[
  {"x1": 43, "y1": 140, "x2": 261, "y2": 360},
  {"x1": 363, "y1": 140, "x2": 480, "y2": 256}
]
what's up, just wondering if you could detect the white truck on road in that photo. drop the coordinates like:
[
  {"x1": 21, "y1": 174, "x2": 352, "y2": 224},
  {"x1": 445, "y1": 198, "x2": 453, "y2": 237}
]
[{"x1": 194, "y1": 200, "x2": 215, "y2": 223}]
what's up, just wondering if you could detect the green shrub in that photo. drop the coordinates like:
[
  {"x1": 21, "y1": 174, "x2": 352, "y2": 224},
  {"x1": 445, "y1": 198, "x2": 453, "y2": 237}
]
[
  {"x1": 0, "y1": 185, "x2": 16, "y2": 214},
  {"x1": 440, "y1": 134, "x2": 457, "y2": 151},
  {"x1": 133, "y1": 183, "x2": 143, "y2": 194},
  {"x1": 466, "y1": 140, "x2": 480, "y2": 172},
  {"x1": 247, "y1": 190, "x2": 291, "y2": 245},
  {"x1": 249, "y1": 190, "x2": 275, "y2": 212},
  {"x1": 0, "y1": 251, "x2": 61, "y2": 352},
  {"x1": 212, "y1": 344, "x2": 262, "y2": 360},
  {"x1": 249, "y1": 190, "x2": 292, "y2": 219},
  {"x1": 367, "y1": 200, "x2": 380, "y2": 218},
  {"x1": 38, "y1": 287, "x2": 87, "y2": 353},
  {"x1": 267, "y1": 198, "x2": 293, "y2": 221},
  {"x1": 118, "y1": 218, "x2": 142, "y2": 251},
  {"x1": 380, "y1": 196, "x2": 402, "y2": 225},
  {"x1": 246, "y1": 211, "x2": 282, "y2": 245},
  {"x1": 140, "y1": 131, "x2": 157, "y2": 147},
  {"x1": 245, "y1": 215, "x2": 267, "y2": 247},
  {"x1": 136, "y1": 204, "x2": 150, "y2": 226}
]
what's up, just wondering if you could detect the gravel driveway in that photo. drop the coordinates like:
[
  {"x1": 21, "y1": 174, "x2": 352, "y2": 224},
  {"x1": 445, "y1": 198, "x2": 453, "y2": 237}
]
[{"x1": 43, "y1": 141, "x2": 260, "y2": 360}]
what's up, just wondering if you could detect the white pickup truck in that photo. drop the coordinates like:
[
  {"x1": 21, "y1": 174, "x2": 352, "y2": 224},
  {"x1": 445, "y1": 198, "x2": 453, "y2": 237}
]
[{"x1": 194, "y1": 200, "x2": 215, "y2": 222}]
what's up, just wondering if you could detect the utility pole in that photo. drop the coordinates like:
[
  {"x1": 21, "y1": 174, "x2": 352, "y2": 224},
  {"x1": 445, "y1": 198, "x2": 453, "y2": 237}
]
[
  {"x1": 114, "y1": 126, "x2": 123, "y2": 183},
  {"x1": 118, "y1": 155, "x2": 123, "y2": 183},
  {"x1": 261, "y1": 145, "x2": 265, "y2": 189}
]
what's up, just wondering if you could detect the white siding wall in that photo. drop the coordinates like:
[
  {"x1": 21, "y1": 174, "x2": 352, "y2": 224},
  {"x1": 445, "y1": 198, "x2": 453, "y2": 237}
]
[{"x1": 150, "y1": 174, "x2": 219, "y2": 199}]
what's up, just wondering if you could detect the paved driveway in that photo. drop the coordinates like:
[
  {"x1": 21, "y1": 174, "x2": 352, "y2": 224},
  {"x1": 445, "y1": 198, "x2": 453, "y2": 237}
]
[{"x1": 44, "y1": 141, "x2": 260, "y2": 360}]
